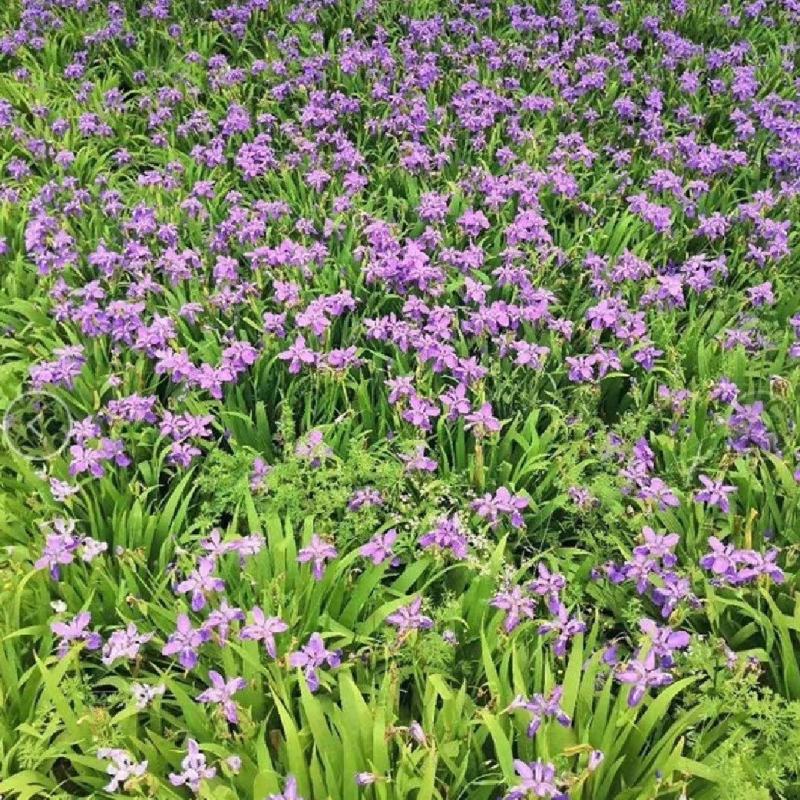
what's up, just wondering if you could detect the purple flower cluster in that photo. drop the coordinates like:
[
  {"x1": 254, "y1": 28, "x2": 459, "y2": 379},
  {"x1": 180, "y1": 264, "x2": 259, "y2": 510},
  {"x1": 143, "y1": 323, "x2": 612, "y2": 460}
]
[
  {"x1": 5, "y1": 0, "x2": 800, "y2": 794},
  {"x1": 700, "y1": 537, "x2": 784, "y2": 586}
]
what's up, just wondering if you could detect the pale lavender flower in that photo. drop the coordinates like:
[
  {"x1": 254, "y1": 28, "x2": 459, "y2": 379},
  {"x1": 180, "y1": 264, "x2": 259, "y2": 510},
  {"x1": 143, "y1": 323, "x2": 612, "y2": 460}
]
[
  {"x1": 638, "y1": 477, "x2": 680, "y2": 510},
  {"x1": 295, "y1": 429, "x2": 333, "y2": 466},
  {"x1": 297, "y1": 534, "x2": 338, "y2": 580},
  {"x1": 51, "y1": 611, "x2": 101, "y2": 656},
  {"x1": 491, "y1": 586, "x2": 536, "y2": 632},
  {"x1": 528, "y1": 563, "x2": 566, "y2": 603},
  {"x1": 101, "y1": 623, "x2": 153, "y2": 666},
  {"x1": 419, "y1": 516, "x2": 468, "y2": 560},
  {"x1": 465, "y1": 402, "x2": 502, "y2": 436},
  {"x1": 175, "y1": 557, "x2": 225, "y2": 611},
  {"x1": 50, "y1": 477, "x2": 79, "y2": 501},
  {"x1": 35, "y1": 520, "x2": 80, "y2": 579},
  {"x1": 169, "y1": 739, "x2": 216, "y2": 794},
  {"x1": 588, "y1": 750, "x2": 604, "y2": 771},
  {"x1": 699, "y1": 536, "x2": 738, "y2": 577},
  {"x1": 162, "y1": 614, "x2": 211, "y2": 669},
  {"x1": 633, "y1": 527, "x2": 680, "y2": 567},
  {"x1": 616, "y1": 650, "x2": 673, "y2": 707},
  {"x1": 472, "y1": 486, "x2": 528, "y2": 529},
  {"x1": 197, "y1": 670, "x2": 247, "y2": 724},
  {"x1": 204, "y1": 601, "x2": 245, "y2": 645},
  {"x1": 507, "y1": 686, "x2": 571, "y2": 736},
  {"x1": 348, "y1": 488, "x2": 384, "y2": 511},
  {"x1": 538, "y1": 600, "x2": 586, "y2": 657},
  {"x1": 239, "y1": 608, "x2": 288, "y2": 658},
  {"x1": 225, "y1": 756, "x2": 242, "y2": 774},
  {"x1": 98, "y1": 748, "x2": 148, "y2": 792},
  {"x1": 639, "y1": 618, "x2": 691, "y2": 667},
  {"x1": 278, "y1": 335, "x2": 317, "y2": 373},
  {"x1": 400, "y1": 445, "x2": 438, "y2": 473},
  {"x1": 408, "y1": 721, "x2": 428, "y2": 745},
  {"x1": 737, "y1": 548, "x2": 784, "y2": 584},
  {"x1": 694, "y1": 475, "x2": 736, "y2": 513},
  {"x1": 79, "y1": 536, "x2": 108, "y2": 563},
  {"x1": 386, "y1": 597, "x2": 433, "y2": 633},
  {"x1": 250, "y1": 456, "x2": 271, "y2": 490},
  {"x1": 505, "y1": 760, "x2": 563, "y2": 800},
  {"x1": 359, "y1": 529, "x2": 397, "y2": 565},
  {"x1": 289, "y1": 633, "x2": 341, "y2": 692}
]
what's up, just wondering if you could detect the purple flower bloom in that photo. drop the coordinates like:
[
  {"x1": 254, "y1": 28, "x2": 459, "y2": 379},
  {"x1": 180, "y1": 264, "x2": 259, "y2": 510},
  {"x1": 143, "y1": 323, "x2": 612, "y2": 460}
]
[
  {"x1": 35, "y1": 524, "x2": 80, "y2": 579},
  {"x1": 472, "y1": 486, "x2": 528, "y2": 529},
  {"x1": 408, "y1": 720, "x2": 428, "y2": 745},
  {"x1": 131, "y1": 682, "x2": 165, "y2": 710},
  {"x1": 169, "y1": 739, "x2": 216, "y2": 794},
  {"x1": 651, "y1": 572, "x2": 694, "y2": 619},
  {"x1": 239, "y1": 608, "x2": 289, "y2": 658},
  {"x1": 538, "y1": 600, "x2": 586, "y2": 657},
  {"x1": 162, "y1": 614, "x2": 211, "y2": 670},
  {"x1": 737, "y1": 548, "x2": 785, "y2": 584},
  {"x1": 638, "y1": 477, "x2": 680, "y2": 510},
  {"x1": 616, "y1": 650, "x2": 674, "y2": 707},
  {"x1": 175, "y1": 557, "x2": 225, "y2": 611},
  {"x1": 694, "y1": 475, "x2": 736, "y2": 513},
  {"x1": 746, "y1": 281, "x2": 775, "y2": 307},
  {"x1": 98, "y1": 748, "x2": 148, "y2": 792},
  {"x1": 699, "y1": 536, "x2": 738, "y2": 577},
  {"x1": 297, "y1": 534, "x2": 338, "y2": 580},
  {"x1": 203, "y1": 601, "x2": 245, "y2": 645},
  {"x1": 295, "y1": 429, "x2": 333, "y2": 466},
  {"x1": 279, "y1": 335, "x2": 317, "y2": 373},
  {"x1": 639, "y1": 618, "x2": 691, "y2": 667},
  {"x1": 289, "y1": 633, "x2": 341, "y2": 692},
  {"x1": 507, "y1": 686, "x2": 571, "y2": 737},
  {"x1": 505, "y1": 760, "x2": 564, "y2": 800},
  {"x1": 51, "y1": 611, "x2": 102, "y2": 656},
  {"x1": 348, "y1": 488, "x2": 383, "y2": 511},
  {"x1": 528, "y1": 563, "x2": 566, "y2": 603},
  {"x1": 101, "y1": 623, "x2": 153, "y2": 666},
  {"x1": 386, "y1": 597, "x2": 433, "y2": 633},
  {"x1": 700, "y1": 536, "x2": 784, "y2": 586},
  {"x1": 458, "y1": 208, "x2": 490, "y2": 237},
  {"x1": 359, "y1": 529, "x2": 397, "y2": 565},
  {"x1": 400, "y1": 445, "x2": 438, "y2": 473},
  {"x1": 727, "y1": 402, "x2": 772, "y2": 452},
  {"x1": 491, "y1": 586, "x2": 536, "y2": 633},
  {"x1": 465, "y1": 402, "x2": 502, "y2": 436},
  {"x1": 633, "y1": 527, "x2": 680, "y2": 568},
  {"x1": 250, "y1": 456, "x2": 271, "y2": 490},
  {"x1": 197, "y1": 670, "x2": 247, "y2": 724},
  {"x1": 69, "y1": 444, "x2": 106, "y2": 478},
  {"x1": 419, "y1": 516, "x2": 469, "y2": 560},
  {"x1": 402, "y1": 393, "x2": 439, "y2": 431}
]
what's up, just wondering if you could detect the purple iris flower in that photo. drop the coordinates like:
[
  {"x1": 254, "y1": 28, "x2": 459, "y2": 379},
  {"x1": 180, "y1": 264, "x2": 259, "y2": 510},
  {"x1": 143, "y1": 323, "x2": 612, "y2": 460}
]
[
  {"x1": 162, "y1": 614, "x2": 211, "y2": 670},
  {"x1": 297, "y1": 534, "x2": 338, "y2": 580},
  {"x1": 239, "y1": 608, "x2": 289, "y2": 658},
  {"x1": 197, "y1": 670, "x2": 247, "y2": 724},
  {"x1": 386, "y1": 597, "x2": 434, "y2": 633},
  {"x1": 175, "y1": 557, "x2": 225, "y2": 611},
  {"x1": 289, "y1": 633, "x2": 341, "y2": 692}
]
